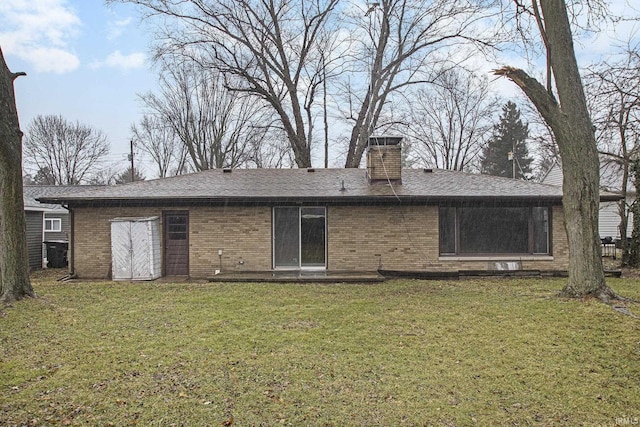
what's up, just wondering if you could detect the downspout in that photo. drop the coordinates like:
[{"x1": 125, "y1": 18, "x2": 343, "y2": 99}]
[
  {"x1": 41, "y1": 211, "x2": 46, "y2": 268},
  {"x1": 65, "y1": 204, "x2": 76, "y2": 278}
]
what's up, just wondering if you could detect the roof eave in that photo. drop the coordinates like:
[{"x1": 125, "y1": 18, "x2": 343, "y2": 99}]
[{"x1": 41, "y1": 194, "x2": 565, "y2": 207}]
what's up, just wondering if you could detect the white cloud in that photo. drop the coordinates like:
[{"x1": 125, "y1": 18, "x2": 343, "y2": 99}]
[
  {"x1": 107, "y1": 16, "x2": 133, "y2": 40},
  {"x1": 0, "y1": 0, "x2": 81, "y2": 73},
  {"x1": 29, "y1": 46, "x2": 80, "y2": 73},
  {"x1": 89, "y1": 50, "x2": 146, "y2": 70}
]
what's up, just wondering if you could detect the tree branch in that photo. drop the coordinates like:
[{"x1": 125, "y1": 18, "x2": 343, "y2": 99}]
[{"x1": 494, "y1": 66, "x2": 562, "y2": 131}]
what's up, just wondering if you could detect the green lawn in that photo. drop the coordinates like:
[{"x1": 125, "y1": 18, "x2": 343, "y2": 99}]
[{"x1": 1, "y1": 273, "x2": 639, "y2": 426}]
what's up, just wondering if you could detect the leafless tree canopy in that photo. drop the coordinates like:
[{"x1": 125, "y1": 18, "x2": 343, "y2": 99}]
[
  {"x1": 138, "y1": 60, "x2": 276, "y2": 171},
  {"x1": 585, "y1": 44, "x2": 640, "y2": 260},
  {"x1": 403, "y1": 69, "x2": 499, "y2": 171},
  {"x1": 587, "y1": 46, "x2": 640, "y2": 176},
  {"x1": 23, "y1": 115, "x2": 110, "y2": 185},
  {"x1": 131, "y1": 115, "x2": 189, "y2": 178},
  {"x1": 341, "y1": 0, "x2": 500, "y2": 167},
  {"x1": 514, "y1": 100, "x2": 558, "y2": 181},
  {"x1": 110, "y1": 0, "x2": 501, "y2": 168},
  {"x1": 114, "y1": 0, "x2": 340, "y2": 168}
]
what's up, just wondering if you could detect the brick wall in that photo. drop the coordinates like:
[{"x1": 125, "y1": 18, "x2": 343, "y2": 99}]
[
  {"x1": 72, "y1": 206, "x2": 271, "y2": 279},
  {"x1": 327, "y1": 204, "x2": 569, "y2": 272},
  {"x1": 71, "y1": 203, "x2": 569, "y2": 279},
  {"x1": 549, "y1": 205, "x2": 569, "y2": 267},
  {"x1": 72, "y1": 206, "x2": 162, "y2": 279},
  {"x1": 328, "y1": 205, "x2": 438, "y2": 270},
  {"x1": 366, "y1": 145, "x2": 402, "y2": 182},
  {"x1": 188, "y1": 206, "x2": 272, "y2": 277}
]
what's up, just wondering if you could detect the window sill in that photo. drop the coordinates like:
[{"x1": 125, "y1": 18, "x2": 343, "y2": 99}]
[{"x1": 439, "y1": 255, "x2": 554, "y2": 262}]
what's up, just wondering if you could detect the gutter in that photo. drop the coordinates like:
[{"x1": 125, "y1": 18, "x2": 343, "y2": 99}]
[{"x1": 38, "y1": 195, "x2": 569, "y2": 208}]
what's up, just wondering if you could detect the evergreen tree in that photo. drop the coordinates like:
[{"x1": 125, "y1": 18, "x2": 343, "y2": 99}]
[
  {"x1": 115, "y1": 166, "x2": 146, "y2": 184},
  {"x1": 480, "y1": 101, "x2": 532, "y2": 179},
  {"x1": 32, "y1": 167, "x2": 56, "y2": 185}
]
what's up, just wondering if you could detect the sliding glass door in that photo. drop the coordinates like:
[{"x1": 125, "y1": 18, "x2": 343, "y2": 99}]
[
  {"x1": 274, "y1": 207, "x2": 300, "y2": 268},
  {"x1": 300, "y1": 207, "x2": 326, "y2": 267},
  {"x1": 274, "y1": 207, "x2": 326, "y2": 269}
]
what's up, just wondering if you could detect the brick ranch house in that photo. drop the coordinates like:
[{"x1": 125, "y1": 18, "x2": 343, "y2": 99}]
[{"x1": 39, "y1": 137, "x2": 618, "y2": 280}]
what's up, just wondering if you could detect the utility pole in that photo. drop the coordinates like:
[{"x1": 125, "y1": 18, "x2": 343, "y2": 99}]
[
  {"x1": 513, "y1": 140, "x2": 516, "y2": 179},
  {"x1": 129, "y1": 139, "x2": 135, "y2": 182},
  {"x1": 508, "y1": 150, "x2": 515, "y2": 179}
]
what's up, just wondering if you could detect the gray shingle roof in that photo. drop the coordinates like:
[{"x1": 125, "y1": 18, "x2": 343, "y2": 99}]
[
  {"x1": 24, "y1": 185, "x2": 103, "y2": 211},
  {"x1": 35, "y1": 168, "x2": 599, "y2": 206}
]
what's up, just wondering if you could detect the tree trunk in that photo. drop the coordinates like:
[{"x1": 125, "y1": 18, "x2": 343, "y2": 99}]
[
  {"x1": 618, "y1": 199, "x2": 629, "y2": 265},
  {"x1": 495, "y1": 0, "x2": 614, "y2": 301},
  {"x1": 0, "y1": 46, "x2": 35, "y2": 304}
]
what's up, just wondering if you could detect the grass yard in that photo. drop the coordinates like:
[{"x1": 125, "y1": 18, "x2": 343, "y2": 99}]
[{"x1": 1, "y1": 272, "x2": 640, "y2": 426}]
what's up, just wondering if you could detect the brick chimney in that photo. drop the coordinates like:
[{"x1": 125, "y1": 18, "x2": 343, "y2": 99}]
[{"x1": 366, "y1": 136, "x2": 403, "y2": 183}]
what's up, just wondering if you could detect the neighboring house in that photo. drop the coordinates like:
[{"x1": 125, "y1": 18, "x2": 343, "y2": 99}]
[
  {"x1": 40, "y1": 137, "x2": 621, "y2": 280},
  {"x1": 541, "y1": 159, "x2": 635, "y2": 239},
  {"x1": 23, "y1": 185, "x2": 101, "y2": 270},
  {"x1": 23, "y1": 186, "x2": 71, "y2": 269}
]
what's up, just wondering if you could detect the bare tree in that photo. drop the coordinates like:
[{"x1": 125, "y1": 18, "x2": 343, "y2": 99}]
[
  {"x1": 112, "y1": 0, "x2": 340, "y2": 168},
  {"x1": 249, "y1": 128, "x2": 296, "y2": 169},
  {"x1": 86, "y1": 168, "x2": 119, "y2": 186},
  {"x1": 585, "y1": 44, "x2": 640, "y2": 263},
  {"x1": 0, "y1": 46, "x2": 34, "y2": 304},
  {"x1": 23, "y1": 115, "x2": 110, "y2": 185},
  {"x1": 131, "y1": 115, "x2": 188, "y2": 178},
  {"x1": 495, "y1": 0, "x2": 617, "y2": 300},
  {"x1": 341, "y1": 0, "x2": 499, "y2": 168},
  {"x1": 404, "y1": 69, "x2": 499, "y2": 171},
  {"x1": 139, "y1": 61, "x2": 274, "y2": 170},
  {"x1": 518, "y1": 100, "x2": 559, "y2": 181}
]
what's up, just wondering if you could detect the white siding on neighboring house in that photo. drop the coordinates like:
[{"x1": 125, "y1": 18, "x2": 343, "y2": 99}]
[
  {"x1": 600, "y1": 202, "x2": 625, "y2": 239},
  {"x1": 541, "y1": 160, "x2": 633, "y2": 239},
  {"x1": 599, "y1": 199, "x2": 634, "y2": 239},
  {"x1": 540, "y1": 162, "x2": 563, "y2": 186}
]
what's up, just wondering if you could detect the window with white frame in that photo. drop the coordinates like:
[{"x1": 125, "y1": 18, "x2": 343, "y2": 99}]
[{"x1": 44, "y1": 218, "x2": 62, "y2": 232}]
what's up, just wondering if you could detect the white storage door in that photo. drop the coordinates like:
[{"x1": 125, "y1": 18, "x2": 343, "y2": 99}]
[
  {"x1": 148, "y1": 219, "x2": 162, "y2": 278},
  {"x1": 110, "y1": 217, "x2": 161, "y2": 281},
  {"x1": 130, "y1": 221, "x2": 151, "y2": 279},
  {"x1": 111, "y1": 221, "x2": 133, "y2": 280}
]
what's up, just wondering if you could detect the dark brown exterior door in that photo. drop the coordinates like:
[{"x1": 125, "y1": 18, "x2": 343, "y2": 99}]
[{"x1": 164, "y1": 212, "x2": 189, "y2": 275}]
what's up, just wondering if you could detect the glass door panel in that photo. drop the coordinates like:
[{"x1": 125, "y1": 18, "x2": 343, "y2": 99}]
[
  {"x1": 532, "y1": 207, "x2": 549, "y2": 254},
  {"x1": 301, "y1": 207, "x2": 326, "y2": 267},
  {"x1": 274, "y1": 207, "x2": 300, "y2": 268}
]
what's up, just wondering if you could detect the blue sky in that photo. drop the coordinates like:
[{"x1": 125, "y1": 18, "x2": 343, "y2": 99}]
[
  {"x1": 1, "y1": 0, "x2": 638, "y2": 176},
  {"x1": 0, "y1": 0, "x2": 156, "y2": 172}
]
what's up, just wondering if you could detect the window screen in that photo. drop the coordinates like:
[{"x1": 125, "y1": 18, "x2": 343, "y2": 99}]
[{"x1": 439, "y1": 206, "x2": 550, "y2": 255}]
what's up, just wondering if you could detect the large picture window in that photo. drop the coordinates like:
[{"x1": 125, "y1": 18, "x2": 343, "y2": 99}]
[{"x1": 439, "y1": 206, "x2": 550, "y2": 255}]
